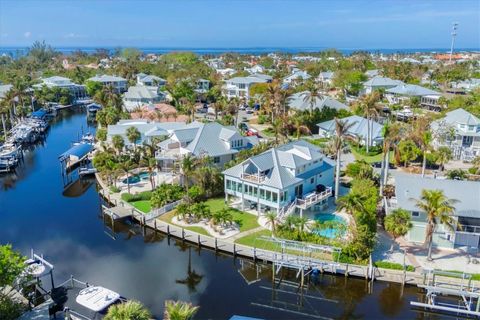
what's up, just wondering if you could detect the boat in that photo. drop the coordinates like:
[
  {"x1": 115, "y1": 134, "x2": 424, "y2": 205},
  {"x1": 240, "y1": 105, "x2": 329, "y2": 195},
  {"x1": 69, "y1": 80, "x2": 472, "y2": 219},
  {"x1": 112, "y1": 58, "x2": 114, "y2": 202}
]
[{"x1": 87, "y1": 103, "x2": 102, "y2": 116}]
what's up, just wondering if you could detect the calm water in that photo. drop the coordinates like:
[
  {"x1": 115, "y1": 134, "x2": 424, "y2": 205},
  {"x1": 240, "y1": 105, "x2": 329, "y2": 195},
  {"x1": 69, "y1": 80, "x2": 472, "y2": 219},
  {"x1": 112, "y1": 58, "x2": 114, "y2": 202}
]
[{"x1": 0, "y1": 109, "x2": 445, "y2": 319}]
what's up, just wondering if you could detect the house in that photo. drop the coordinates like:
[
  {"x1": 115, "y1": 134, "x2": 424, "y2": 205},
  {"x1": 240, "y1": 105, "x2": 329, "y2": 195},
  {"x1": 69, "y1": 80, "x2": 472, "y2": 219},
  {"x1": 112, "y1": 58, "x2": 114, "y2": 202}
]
[
  {"x1": 136, "y1": 73, "x2": 166, "y2": 87},
  {"x1": 317, "y1": 71, "x2": 334, "y2": 87},
  {"x1": 431, "y1": 108, "x2": 480, "y2": 161},
  {"x1": 87, "y1": 75, "x2": 128, "y2": 93},
  {"x1": 129, "y1": 103, "x2": 188, "y2": 122},
  {"x1": 224, "y1": 74, "x2": 272, "y2": 99},
  {"x1": 222, "y1": 140, "x2": 335, "y2": 215},
  {"x1": 245, "y1": 65, "x2": 265, "y2": 74},
  {"x1": 32, "y1": 76, "x2": 89, "y2": 103},
  {"x1": 195, "y1": 79, "x2": 210, "y2": 94},
  {"x1": 288, "y1": 91, "x2": 348, "y2": 112},
  {"x1": 283, "y1": 69, "x2": 311, "y2": 87},
  {"x1": 0, "y1": 84, "x2": 13, "y2": 100},
  {"x1": 156, "y1": 122, "x2": 258, "y2": 169},
  {"x1": 365, "y1": 69, "x2": 379, "y2": 79},
  {"x1": 122, "y1": 85, "x2": 166, "y2": 111},
  {"x1": 385, "y1": 84, "x2": 443, "y2": 111},
  {"x1": 317, "y1": 115, "x2": 383, "y2": 146},
  {"x1": 451, "y1": 78, "x2": 480, "y2": 92},
  {"x1": 387, "y1": 174, "x2": 480, "y2": 250},
  {"x1": 106, "y1": 119, "x2": 188, "y2": 147},
  {"x1": 362, "y1": 76, "x2": 404, "y2": 95}
]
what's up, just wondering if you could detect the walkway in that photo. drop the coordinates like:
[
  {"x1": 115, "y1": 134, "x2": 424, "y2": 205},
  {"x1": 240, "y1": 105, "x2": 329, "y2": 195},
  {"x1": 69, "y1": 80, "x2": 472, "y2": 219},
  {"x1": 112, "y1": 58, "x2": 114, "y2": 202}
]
[{"x1": 228, "y1": 226, "x2": 266, "y2": 241}]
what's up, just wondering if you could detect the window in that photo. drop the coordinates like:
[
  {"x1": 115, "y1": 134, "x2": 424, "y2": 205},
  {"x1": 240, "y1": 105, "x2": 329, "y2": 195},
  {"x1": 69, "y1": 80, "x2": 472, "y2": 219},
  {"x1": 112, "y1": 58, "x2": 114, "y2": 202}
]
[
  {"x1": 266, "y1": 190, "x2": 272, "y2": 201},
  {"x1": 213, "y1": 156, "x2": 220, "y2": 163},
  {"x1": 226, "y1": 180, "x2": 231, "y2": 190},
  {"x1": 272, "y1": 192, "x2": 278, "y2": 202},
  {"x1": 310, "y1": 178, "x2": 314, "y2": 184},
  {"x1": 260, "y1": 189, "x2": 265, "y2": 199},
  {"x1": 412, "y1": 211, "x2": 420, "y2": 217}
]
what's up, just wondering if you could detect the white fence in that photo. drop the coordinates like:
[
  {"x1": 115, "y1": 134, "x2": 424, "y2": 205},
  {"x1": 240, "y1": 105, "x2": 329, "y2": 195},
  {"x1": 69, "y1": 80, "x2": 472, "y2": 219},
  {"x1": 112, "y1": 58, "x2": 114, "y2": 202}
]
[{"x1": 144, "y1": 200, "x2": 182, "y2": 221}]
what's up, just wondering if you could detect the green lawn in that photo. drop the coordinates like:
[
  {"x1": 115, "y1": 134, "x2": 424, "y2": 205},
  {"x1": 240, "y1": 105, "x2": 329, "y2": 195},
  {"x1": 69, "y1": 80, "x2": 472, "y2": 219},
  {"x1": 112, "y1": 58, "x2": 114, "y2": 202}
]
[
  {"x1": 234, "y1": 229, "x2": 274, "y2": 248},
  {"x1": 203, "y1": 198, "x2": 260, "y2": 232},
  {"x1": 131, "y1": 200, "x2": 151, "y2": 213},
  {"x1": 351, "y1": 148, "x2": 393, "y2": 164}
]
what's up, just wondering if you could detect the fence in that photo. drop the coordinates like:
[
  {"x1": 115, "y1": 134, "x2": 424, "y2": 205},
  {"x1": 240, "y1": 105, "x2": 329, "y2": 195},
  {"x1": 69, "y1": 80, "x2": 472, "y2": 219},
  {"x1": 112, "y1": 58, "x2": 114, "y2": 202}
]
[{"x1": 144, "y1": 200, "x2": 181, "y2": 221}]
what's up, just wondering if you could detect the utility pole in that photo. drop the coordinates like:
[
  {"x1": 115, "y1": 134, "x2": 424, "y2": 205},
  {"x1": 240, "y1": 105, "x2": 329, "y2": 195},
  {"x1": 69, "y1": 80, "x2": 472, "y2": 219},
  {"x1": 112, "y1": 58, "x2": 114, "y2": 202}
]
[{"x1": 449, "y1": 22, "x2": 459, "y2": 63}]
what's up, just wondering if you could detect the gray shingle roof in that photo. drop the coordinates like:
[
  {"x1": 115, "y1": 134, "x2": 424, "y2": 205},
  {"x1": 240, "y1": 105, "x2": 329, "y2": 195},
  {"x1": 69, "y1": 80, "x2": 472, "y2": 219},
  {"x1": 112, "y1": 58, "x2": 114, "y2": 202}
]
[{"x1": 394, "y1": 174, "x2": 480, "y2": 218}]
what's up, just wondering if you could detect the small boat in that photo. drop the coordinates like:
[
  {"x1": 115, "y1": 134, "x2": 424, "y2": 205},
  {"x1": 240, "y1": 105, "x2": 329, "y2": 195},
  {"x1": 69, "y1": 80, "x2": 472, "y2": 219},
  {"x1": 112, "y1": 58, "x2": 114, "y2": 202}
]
[
  {"x1": 87, "y1": 103, "x2": 102, "y2": 116},
  {"x1": 76, "y1": 286, "x2": 120, "y2": 312}
]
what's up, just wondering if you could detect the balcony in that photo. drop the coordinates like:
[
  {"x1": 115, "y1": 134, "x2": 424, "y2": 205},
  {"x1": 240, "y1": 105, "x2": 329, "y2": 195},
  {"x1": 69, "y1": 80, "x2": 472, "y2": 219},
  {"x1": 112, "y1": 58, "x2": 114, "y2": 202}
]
[
  {"x1": 241, "y1": 172, "x2": 265, "y2": 183},
  {"x1": 296, "y1": 187, "x2": 332, "y2": 210}
]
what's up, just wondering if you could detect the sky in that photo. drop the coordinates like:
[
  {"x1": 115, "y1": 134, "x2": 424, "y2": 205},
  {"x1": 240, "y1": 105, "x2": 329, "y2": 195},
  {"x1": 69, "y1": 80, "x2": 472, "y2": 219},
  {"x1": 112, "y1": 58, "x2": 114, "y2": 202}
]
[{"x1": 0, "y1": 0, "x2": 479, "y2": 49}]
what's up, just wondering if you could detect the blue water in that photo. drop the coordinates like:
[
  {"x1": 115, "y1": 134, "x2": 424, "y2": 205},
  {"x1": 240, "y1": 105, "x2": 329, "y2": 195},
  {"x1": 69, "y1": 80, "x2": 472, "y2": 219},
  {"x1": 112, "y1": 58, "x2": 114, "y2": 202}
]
[
  {"x1": 122, "y1": 171, "x2": 156, "y2": 184},
  {"x1": 314, "y1": 213, "x2": 346, "y2": 239},
  {"x1": 1, "y1": 46, "x2": 478, "y2": 58}
]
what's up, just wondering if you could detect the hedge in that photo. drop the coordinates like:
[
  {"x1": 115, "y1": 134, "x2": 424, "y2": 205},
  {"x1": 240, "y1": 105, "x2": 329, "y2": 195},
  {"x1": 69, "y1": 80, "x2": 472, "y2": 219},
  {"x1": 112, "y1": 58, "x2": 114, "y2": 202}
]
[
  {"x1": 374, "y1": 261, "x2": 415, "y2": 272},
  {"x1": 121, "y1": 191, "x2": 152, "y2": 203}
]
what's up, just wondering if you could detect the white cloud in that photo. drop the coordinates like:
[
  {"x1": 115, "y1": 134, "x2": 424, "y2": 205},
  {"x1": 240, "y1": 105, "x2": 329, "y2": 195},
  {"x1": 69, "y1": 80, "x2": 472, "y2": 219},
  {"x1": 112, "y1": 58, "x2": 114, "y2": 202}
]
[{"x1": 23, "y1": 31, "x2": 31, "y2": 38}]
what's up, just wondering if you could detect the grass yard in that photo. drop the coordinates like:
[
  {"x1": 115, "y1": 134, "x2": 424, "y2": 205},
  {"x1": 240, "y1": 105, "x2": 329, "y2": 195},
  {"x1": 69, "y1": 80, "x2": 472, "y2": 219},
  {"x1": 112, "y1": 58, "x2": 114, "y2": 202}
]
[
  {"x1": 351, "y1": 148, "x2": 393, "y2": 164},
  {"x1": 234, "y1": 229, "x2": 274, "y2": 248},
  {"x1": 203, "y1": 198, "x2": 260, "y2": 232},
  {"x1": 131, "y1": 200, "x2": 151, "y2": 213}
]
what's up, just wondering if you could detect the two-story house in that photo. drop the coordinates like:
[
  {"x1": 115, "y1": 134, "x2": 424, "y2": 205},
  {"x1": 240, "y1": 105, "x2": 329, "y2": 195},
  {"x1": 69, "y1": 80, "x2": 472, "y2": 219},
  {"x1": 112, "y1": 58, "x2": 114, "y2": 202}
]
[
  {"x1": 87, "y1": 75, "x2": 128, "y2": 93},
  {"x1": 387, "y1": 174, "x2": 480, "y2": 250},
  {"x1": 317, "y1": 115, "x2": 383, "y2": 146},
  {"x1": 123, "y1": 85, "x2": 166, "y2": 111},
  {"x1": 283, "y1": 69, "x2": 311, "y2": 87},
  {"x1": 156, "y1": 122, "x2": 258, "y2": 170},
  {"x1": 385, "y1": 84, "x2": 443, "y2": 111},
  {"x1": 362, "y1": 76, "x2": 404, "y2": 95},
  {"x1": 223, "y1": 74, "x2": 272, "y2": 99},
  {"x1": 136, "y1": 73, "x2": 166, "y2": 87},
  {"x1": 222, "y1": 140, "x2": 335, "y2": 217},
  {"x1": 431, "y1": 108, "x2": 480, "y2": 161},
  {"x1": 33, "y1": 76, "x2": 89, "y2": 104}
]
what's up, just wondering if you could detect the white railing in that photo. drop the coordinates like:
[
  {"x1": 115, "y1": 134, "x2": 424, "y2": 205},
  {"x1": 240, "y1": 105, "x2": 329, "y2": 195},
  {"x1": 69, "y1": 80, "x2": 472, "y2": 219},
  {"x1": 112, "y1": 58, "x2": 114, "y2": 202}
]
[
  {"x1": 277, "y1": 200, "x2": 297, "y2": 221},
  {"x1": 241, "y1": 172, "x2": 265, "y2": 183},
  {"x1": 145, "y1": 200, "x2": 181, "y2": 221},
  {"x1": 296, "y1": 187, "x2": 332, "y2": 209}
]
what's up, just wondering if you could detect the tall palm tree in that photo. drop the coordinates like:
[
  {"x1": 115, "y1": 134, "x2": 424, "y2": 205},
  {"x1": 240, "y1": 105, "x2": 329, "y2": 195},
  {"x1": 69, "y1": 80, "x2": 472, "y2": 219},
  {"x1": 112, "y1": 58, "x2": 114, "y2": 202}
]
[
  {"x1": 180, "y1": 154, "x2": 195, "y2": 192},
  {"x1": 301, "y1": 80, "x2": 323, "y2": 115},
  {"x1": 410, "y1": 117, "x2": 432, "y2": 177},
  {"x1": 333, "y1": 118, "x2": 356, "y2": 201},
  {"x1": 126, "y1": 126, "x2": 141, "y2": 152},
  {"x1": 337, "y1": 192, "x2": 366, "y2": 216},
  {"x1": 384, "y1": 208, "x2": 412, "y2": 252},
  {"x1": 436, "y1": 146, "x2": 452, "y2": 172},
  {"x1": 112, "y1": 135, "x2": 125, "y2": 155},
  {"x1": 412, "y1": 189, "x2": 458, "y2": 261},
  {"x1": 175, "y1": 247, "x2": 204, "y2": 294},
  {"x1": 104, "y1": 300, "x2": 151, "y2": 320},
  {"x1": 140, "y1": 156, "x2": 157, "y2": 190},
  {"x1": 357, "y1": 91, "x2": 380, "y2": 153},
  {"x1": 164, "y1": 300, "x2": 199, "y2": 320},
  {"x1": 118, "y1": 158, "x2": 135, "y2": 194},
  {"x1": 264, "y1": 211, "x2": 278, "y2": 234}
]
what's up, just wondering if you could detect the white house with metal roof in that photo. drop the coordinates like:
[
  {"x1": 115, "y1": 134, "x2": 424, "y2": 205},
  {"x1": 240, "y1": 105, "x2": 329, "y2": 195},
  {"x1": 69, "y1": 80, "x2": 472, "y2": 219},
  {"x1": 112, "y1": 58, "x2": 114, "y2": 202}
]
[
  {"x1": 288, "y1": 91, "x2": 348, "y2": 112},
  {"x1": 317, "y1": 115, "x2": 383, "y2": 146},
  {"x1": 156, "y1": 121, "x2": 258, "y2": 169},
  {"x1": 223, "y1": 140, "x2": 335, "y2": 216},
  {"x1": 283, "y1": 69, "x2": 311, "y2": 87},
  {"x1": 385, "y1": 84, "x2": 443, "y2": 110},
  {"x1": 106, "y1": 119, "x2": 188, "y2": 147},
  {"x1": 362, "y1": 76, "x2": 404, "y2": 95},
  {"x1": 223, "y1": 74, "x2": 272, "y2": 99},
  {"x1": 87, "y1": 75, "x2": 128, "y2": 93},
  {"x1": 122, "y1": 85, "x2": 166, "y2": 111},
  {"x1": 317, "y1": 71, "x2": 335, "y2": 87},
  {"x1": 136, "y1": 73, "x2": 166, "y2": 87},
  {"x1": 431, "y1": 108, "x2": 480, "y2": 161},
  {"x1": 387, "y1": 174, "x2": 480, "y2": 250},
  {"x1": 32, "y1": 76, "x2": 89, "y2": 103}
]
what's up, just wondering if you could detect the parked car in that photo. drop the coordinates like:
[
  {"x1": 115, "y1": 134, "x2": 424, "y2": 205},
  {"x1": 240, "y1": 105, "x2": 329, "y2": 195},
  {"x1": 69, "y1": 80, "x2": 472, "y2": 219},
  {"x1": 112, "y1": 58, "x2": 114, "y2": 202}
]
[{"x1": 245, "y1": 107, "x2": 254, "y2": 114}]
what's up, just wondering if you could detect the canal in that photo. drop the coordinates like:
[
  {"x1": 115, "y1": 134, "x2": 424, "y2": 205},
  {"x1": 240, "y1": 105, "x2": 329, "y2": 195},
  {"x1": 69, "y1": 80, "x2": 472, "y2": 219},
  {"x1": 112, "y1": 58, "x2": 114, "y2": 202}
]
[{"x1": 0, "y1": 109, "x2": 437, "y2": 319}]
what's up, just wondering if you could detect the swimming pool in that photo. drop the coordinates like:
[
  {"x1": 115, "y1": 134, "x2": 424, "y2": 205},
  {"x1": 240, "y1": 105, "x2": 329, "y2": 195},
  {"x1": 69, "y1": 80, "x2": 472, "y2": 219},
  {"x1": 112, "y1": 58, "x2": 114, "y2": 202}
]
[
  {"x1": 122, "y1": 171, "x2": 157, "y2": 184},
  {"x1": 313, "y1": 213, "x2": 346, "y2": 239}
]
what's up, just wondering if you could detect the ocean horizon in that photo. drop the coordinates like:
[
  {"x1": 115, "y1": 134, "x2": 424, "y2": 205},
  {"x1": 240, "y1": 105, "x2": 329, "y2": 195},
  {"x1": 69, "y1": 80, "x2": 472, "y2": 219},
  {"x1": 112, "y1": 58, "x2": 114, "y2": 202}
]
[{"x1": 1, "y1": 46, "x2": 479, "y2": 57}]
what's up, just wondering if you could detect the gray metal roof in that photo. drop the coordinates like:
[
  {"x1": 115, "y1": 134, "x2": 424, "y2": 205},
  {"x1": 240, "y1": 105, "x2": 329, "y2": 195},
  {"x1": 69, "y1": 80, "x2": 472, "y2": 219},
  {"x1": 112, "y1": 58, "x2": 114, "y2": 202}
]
[
  {"x1": 123, "y1": 85, "x2": 159, "y2": 100},
  {"x1": 317, "y1": 115, "x2": 383, "y2": 141},
  {"x1": 363, "y1": 76, "x2": 404, "y2": 87},
  {"x1": 288, "y1": 91, "x2": 348, "y2": 111},
  {"x1": 435, "y1": 108, "x2": 480, "y2": 126},
  {"x1": 394, "y1": 174, "x2": 480, "y2": 218},
  {"x1": 88, "y1": 74, "x2": 127, "y2": 83},
  {"x1": 386, "y1": 84, "x2": 440, "y2": 97}
]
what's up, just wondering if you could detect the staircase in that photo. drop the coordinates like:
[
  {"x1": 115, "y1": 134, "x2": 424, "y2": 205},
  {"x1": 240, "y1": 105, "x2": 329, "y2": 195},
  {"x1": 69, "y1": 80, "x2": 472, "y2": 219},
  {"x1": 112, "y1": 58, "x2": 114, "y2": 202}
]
[{"x1": 277, "y1": 200, "x2": 297, "y2": 222}]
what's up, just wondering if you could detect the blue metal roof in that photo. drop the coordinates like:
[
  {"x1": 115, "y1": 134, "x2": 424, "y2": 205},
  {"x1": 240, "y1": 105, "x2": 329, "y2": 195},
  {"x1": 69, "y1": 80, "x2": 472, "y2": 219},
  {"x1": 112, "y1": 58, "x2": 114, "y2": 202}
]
[
  {"x1": 31, "y1": 109, "x2": 47, "y2": 119},
  {"x1": 59, "y1": 143, "x2": 93, "y2": 160}
]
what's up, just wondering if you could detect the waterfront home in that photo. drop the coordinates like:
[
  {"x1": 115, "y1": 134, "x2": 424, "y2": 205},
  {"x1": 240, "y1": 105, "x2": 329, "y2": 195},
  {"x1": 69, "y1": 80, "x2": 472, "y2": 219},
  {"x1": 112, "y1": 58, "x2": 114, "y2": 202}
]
[
  {"x1": 317, "y1": 115, "x2": 383, "y2": 146},
  {"x1": 386, "y1": 174, "x2": 480, "y2": 250},
  {"x1": 385, "y1": 84, "x2": 443, "y2": 111},
  {"x1": 106, "y1": 119, "x2": 187, "y2": 147},
  {"x1": 87, "y1": 75, "x2": 128, "y2": 93},
  {"x1": 362, "y1": 76, "x2": 404, "y2": 95},
  {"x1": 222, "y1": 140, "x2": 335, "y2": 215},
  {"x1": 122, "y1": 85, "x2": 166, "y2": 111},
  {"x1": 288, "y1": 91, "x2": 348, "y2": 112},
  {"x1": 136, "y1": 73, "x2": 166, "y2": 87},
  {"x1": 224, "y1": 74, "x2": 272, "y2": 99},
  {"x1": 32, "y1": 76, "x2": 89, "y2": 103},
  {"x1": 283, "y1": 69, "x2": 311, "y2": 87},
  {"x1": 156, "y1": 121, "x2": 258, "y2": 169},
  {"x1": 317, "y1": 71, "x2": 334, "y2": 87},
  {"x1": 431, "y1": 108, "x2": 480, "y2": 161}
]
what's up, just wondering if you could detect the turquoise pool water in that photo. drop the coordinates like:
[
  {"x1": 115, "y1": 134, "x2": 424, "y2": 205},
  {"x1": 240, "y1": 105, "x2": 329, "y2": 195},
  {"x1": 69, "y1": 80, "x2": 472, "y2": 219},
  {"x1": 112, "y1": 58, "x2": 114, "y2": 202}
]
[
  {"x1": 122, "y1": 171, "x2": 157, "y2": 184},
  {"x1": 313, "y1": 213, "x2": 346, "y2": 239}
]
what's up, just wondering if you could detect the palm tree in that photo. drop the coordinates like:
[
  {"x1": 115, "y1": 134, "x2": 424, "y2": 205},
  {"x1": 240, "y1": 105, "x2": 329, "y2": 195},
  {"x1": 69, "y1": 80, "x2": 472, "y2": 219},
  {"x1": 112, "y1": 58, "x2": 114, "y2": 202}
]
[
  {"x1": 412, "y1": 189, "x2": 458, "y2": 261},
  {"x1": 337, "y1": 192, "x2": 366, "y2": 216},
  {"x1": 140, "y1": 156, "x2": 157, "y2": 190},
  {"x1": 118, "y1": 158, "x2": 135, "y2": 193},
  {"x1": 295, "y1": 216, "x2": 309, "y2": 233},
  {"x1": 264, "y1": 211, "x2": 278, "y2": 234},
  {"x1": 357, "y1": 91, "x2": 380, "y2": 153},
  {"x1": 164, "y1": 300, "x2": 199, "y2": 320},
  {"x1": 410, "y1": 117, "x2": 432, "y2": 177},
  {"x1": 180, "y1": 154, "x2": 195, "y2": 192},
  {"x1": 384, "y1": 209, "x2": 412, "y2": 252},
  {"x1": 301, "y1": 81, "x2": 323, "y2": 115},
  {"x1": 176, "y1": 247, "x2": 204, "y2": 293},
  {"x1": 104, "y1": 300, "x2": 151, "y2": 320},
  {"x1": 333, "y1": 118, "x2": 355, "y2": 201},
  {"x1": 126, "y1": 126, "x2": 141, "y2": 152},
  {"x1": 271, "y1": 117, "x2": 286, "y2": 145},
  {"x1": 436, "y1": 146, "x2": 452, "y2": 172},
  {"x1": 112, "y1": 135, "x2": 125, "y2": 155},
  {"x1": 380, "y1": 122, "x2": 403, "y2": 194}
]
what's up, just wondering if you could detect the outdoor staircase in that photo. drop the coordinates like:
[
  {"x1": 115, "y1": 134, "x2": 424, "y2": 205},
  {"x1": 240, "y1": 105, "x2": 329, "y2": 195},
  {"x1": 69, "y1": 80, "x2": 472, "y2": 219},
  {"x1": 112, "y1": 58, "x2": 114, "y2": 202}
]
[{"x1": 277, "y1": 200, "x2": 297, "y2": 222}]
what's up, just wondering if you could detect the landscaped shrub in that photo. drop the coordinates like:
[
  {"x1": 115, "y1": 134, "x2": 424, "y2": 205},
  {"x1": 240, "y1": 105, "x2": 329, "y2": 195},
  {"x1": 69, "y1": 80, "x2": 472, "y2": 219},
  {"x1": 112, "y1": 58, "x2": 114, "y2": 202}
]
[
  {"x1": 121, "y1": 191, "x2": 152, "y2": 203},
  {"x1": 151, "y1": 184, "x2": 185, "y2": 208},
  {"x1": 257, "y1": 114, "x2": 268, "y2": 124},
  {"x1": 351, "y1": 144, "x2": 382, "y2": 157},
  {"x1": 110, "y1": 186, "x2": 120, "y2": 193},
  {"x1": 375, "y1": 261, "x2": 415, "y2": 272}
]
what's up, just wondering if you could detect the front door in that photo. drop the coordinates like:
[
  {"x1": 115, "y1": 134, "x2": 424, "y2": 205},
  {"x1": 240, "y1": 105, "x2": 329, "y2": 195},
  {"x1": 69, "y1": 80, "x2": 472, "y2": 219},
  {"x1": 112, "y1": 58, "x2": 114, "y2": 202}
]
[
  {"x1": 462, "y1": 135, "x2": 473, "y2": 147},
  {"x1": 295, "y1": 184, "x2": 303, "y2": 198}
]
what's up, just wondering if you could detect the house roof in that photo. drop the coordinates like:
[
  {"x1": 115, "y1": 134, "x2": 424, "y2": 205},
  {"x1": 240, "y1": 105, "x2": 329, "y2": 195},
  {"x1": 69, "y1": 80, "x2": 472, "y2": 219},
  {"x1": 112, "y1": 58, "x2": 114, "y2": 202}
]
[
  {"x1": 226, "y1": 74, "x2": 271, "y2": 85},
  {"x1": 88, "y1": 74, "x2": 127, "y2": 83},
  {"x1": 123, "y1": 85, "x2": 159, "y2": 100},
  {"x1": 288, "y1": 92, "x2": 348, "y2": 112},
  {"x1": 138, "y1": 74, "x2": 165, "y2": 83},
  {"x1": 223, "y1": 140, "x2": 331, "y2": 189},
  {"x1": 394, "y1": 174, "x2": 480, "y2": 218},
  {"x1": 363, "y1": 76, "x2": 404, "y2": 87},
  {"x1": 434, "y1": 108, "x2": 480, "y2": 127},
  {"x1": 317, "y1": 115, "x2": 383, "y2": 141},
  {"x1": 0, "y1": 84, "x2": 13, "y2": 99},
  {"x1": 386, "y1": 84, "x2": 440, "y2": 97},
  {"x1": 319, "y1": 71, "x2": 334, "y2": 80}
]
